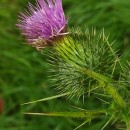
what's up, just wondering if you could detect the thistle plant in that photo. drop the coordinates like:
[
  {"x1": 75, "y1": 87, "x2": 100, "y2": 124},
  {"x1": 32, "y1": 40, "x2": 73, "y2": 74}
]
[{"x1": 17, "y1": 0, "x2": 130, "y2": 130}]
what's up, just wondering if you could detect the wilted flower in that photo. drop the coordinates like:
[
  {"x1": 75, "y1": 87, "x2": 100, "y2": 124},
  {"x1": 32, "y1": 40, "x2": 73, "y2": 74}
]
[{"x1": 17, "y1": 0, "x2": 68, "y2": 50}]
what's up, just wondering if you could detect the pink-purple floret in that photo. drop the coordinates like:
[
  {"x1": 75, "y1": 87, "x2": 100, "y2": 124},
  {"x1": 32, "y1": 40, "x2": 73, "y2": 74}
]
[{"x1": 17, "y1": 0, "x2": 67, "y2": 43}]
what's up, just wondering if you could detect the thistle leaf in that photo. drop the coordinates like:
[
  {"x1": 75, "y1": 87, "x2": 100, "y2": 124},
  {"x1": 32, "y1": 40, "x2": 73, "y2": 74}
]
[
  {"x1": 21, "y1": 92, "x2": 70, "y2": 105},
  {"x1": 24, "y1": 109, "x2": 106, "y2": 118}
]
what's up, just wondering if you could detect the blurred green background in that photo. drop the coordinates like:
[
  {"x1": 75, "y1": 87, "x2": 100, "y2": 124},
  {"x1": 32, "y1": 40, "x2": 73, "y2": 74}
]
[{"x1": 0, "y1": 0, "x2": 130, "y2": 130}]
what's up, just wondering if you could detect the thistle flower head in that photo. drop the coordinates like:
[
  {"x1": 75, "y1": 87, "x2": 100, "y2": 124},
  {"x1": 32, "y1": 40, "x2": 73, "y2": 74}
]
[{"x1": 17, "y1": 0, "x2": 68, "y2": 50}]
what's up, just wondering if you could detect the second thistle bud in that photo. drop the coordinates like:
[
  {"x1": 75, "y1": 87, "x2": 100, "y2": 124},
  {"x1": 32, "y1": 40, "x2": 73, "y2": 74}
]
[{"x1": 48, "y1": 28, "x2": 119, "y2": 98}]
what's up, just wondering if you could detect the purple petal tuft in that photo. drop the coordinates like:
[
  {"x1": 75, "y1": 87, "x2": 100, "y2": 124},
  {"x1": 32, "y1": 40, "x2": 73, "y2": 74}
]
[{"x1": 17, "y1": 0, "x2": 67, "y2": 45}]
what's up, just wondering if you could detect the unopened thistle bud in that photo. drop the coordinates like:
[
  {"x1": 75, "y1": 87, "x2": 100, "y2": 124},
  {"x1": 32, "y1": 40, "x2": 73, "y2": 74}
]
[{"x1": 17, "y1": 0, "x2": 68, "y2": 50}]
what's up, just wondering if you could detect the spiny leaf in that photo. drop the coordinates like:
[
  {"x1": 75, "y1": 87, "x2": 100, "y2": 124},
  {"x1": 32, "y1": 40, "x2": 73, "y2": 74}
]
[
  {"x1": 24, "y1": 109, "x2": 106, "y2": 118},
  {"x1": 74, "y1": 119, "x2": 90, "y2": 130},
  {"x1": 21, "y1": 92, "x2": 70, "y2": 105}
]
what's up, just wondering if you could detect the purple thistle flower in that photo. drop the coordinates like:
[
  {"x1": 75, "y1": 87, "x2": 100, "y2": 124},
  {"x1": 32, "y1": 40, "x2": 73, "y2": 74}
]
[{"x1": 17, "y1": 0, "x2": 68, "y2": 50}]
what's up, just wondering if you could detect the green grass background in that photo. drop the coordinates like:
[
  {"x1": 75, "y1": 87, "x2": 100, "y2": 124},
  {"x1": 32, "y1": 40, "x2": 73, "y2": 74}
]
[{"x1": 0, "y1": 0, "x2": 130, "y2": 129}]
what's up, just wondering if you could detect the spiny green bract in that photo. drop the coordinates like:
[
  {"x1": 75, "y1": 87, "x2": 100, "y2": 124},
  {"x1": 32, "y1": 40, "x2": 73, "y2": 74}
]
[{"x1": 47, "y1": 27, "x2": 121, "y2": 99}]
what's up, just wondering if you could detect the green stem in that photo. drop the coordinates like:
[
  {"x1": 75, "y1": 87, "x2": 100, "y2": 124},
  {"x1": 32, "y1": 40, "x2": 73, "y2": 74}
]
[
  {"x1": 81, "y1": 68, "x2": 129, "y2": 129},
  {"x1": 83, "y1": 68, "x2": 125, "y2": 109},
  {"x1": 104, "y1": 83, "x2": 125, "y2": 109}
]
